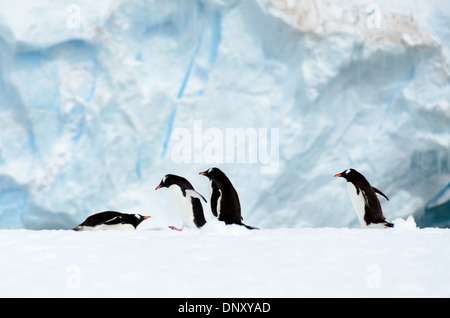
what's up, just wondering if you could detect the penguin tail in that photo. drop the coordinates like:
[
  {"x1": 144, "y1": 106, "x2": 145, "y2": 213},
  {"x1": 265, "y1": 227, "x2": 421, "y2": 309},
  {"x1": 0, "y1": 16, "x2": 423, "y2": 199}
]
[
  {"x1": 73, "y1": 226, "x2": 82, "y2": 231},
  {"x1": 242, "y1": 223, "x2": 259, "y2": 230},
  {"x1": 384, "y1": 222, "x2": 394, "y2": 228}
]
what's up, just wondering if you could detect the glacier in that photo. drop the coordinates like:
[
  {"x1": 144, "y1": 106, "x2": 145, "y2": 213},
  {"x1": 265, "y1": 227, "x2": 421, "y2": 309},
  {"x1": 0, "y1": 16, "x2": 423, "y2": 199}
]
[{"x1": 0, "y1": 0, "x2": 448, "y2": 229}]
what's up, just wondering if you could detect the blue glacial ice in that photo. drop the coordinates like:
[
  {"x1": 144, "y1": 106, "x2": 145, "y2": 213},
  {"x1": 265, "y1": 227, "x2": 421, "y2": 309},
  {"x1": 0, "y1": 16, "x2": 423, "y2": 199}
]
[{"x1": 0, "y1": 0, "x2": 448, "y2": 229}]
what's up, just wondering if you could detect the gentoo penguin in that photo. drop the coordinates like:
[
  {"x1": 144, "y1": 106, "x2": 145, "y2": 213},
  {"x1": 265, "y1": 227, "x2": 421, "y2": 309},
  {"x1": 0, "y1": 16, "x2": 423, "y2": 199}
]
[
  {"x1": 73, "y1": 211, "x2": 150, "y2": 231},
  {"x1": 199, "y1": 167, "x2": 258, "y2": 230},
  {"x1": 155, "y1": 174, "x2": 207, "y2": 231},
  {"x1": 334, "y1": 168, "x2": 393, "y2": 228}
]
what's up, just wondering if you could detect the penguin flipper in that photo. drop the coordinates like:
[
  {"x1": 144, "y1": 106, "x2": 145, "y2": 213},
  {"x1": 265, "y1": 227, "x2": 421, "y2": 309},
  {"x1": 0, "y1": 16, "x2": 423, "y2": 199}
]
[
  {"x1": 185, "y1": 189, "x2": 207, "y2": 203},
  {"x1": 103, "y1": 216, "x2": 124, "y2": 225},
  {"x1": 373, "y1": 187, "x2": 389, "y2": 201},
  {"x1": 191, "y1": 198, "x2": 207, "y2": 228}
]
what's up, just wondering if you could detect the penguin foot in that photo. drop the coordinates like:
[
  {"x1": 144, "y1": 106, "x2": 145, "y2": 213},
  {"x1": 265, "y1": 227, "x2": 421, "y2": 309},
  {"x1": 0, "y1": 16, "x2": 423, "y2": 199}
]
[{"x1": 169, "y1": 226, "x2": 183, "y2": 231}]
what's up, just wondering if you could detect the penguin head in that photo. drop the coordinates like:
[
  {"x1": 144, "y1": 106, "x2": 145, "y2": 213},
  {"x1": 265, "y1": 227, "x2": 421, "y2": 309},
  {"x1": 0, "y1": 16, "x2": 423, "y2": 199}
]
[
  {"x1": 136, "y1": 214, "x2": 151, "y2": 221},
  {"x1": 132, "y1": 214, "x2": 151, "y2": 228},
  {"x1": 136, "y1": 214, "x2": 151, "y2": 222},
  {"x1": 199, "y1": 167, "x2": 221, "y2": 180},
  {"x1": 334, "y1": 168, "x2": 362, "y2": 181},
  {"x1": 155, "y1": 174, "x2": 176, "y2": 190},
  {"x1": 156, "y1": 174, "x2": 193, "y2": 190}
]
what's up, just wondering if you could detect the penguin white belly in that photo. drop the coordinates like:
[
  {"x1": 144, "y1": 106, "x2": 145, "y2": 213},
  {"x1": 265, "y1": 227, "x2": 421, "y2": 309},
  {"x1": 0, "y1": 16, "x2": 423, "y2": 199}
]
[
  {"x1": 367, "y1": 222, "x2": 387, "y2": 229},
  {"x1": 208, "y1": 181, "x2": 213, "y2": 207},
  {"x1": 78, "y1": 223, "x2": 135, "y2": 231},
  {"x1": 168, "y1": 185, "x2": 197, "y2": 229},
  {"x1": 346, "y1": 182, "x2": 367, "y2": 228},
  {"x1": 209, "y1": 181, "x2": 222, "y2": 219},
  {"x1": 216, "y1": 189, "x2": 222, "y2": 217}
]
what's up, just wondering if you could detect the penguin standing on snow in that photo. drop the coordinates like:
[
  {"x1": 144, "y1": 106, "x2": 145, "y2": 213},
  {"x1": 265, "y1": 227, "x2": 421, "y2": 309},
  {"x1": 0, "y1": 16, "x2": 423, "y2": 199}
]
[
  {"x1": 155, "y1": 174, "x2": 207, "y2": 231},
  {"x1": 334, "y1": 168, "x2": 393, "y2": 228},
  {"x1": 73, "y1": 211, "x2": 150, "y2": 231},
  {"x1": 199, "y1": 167, "x2": 258, "y2": 230}
]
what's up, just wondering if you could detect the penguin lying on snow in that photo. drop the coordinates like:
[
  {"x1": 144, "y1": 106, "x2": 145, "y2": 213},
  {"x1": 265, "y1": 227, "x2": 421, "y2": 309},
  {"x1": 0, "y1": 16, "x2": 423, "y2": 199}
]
[
  {"x1": 335, "y1": 168, "x2": 393, "y2": 228},
  {"x1": 156, "y1": 174, "x2": 207, "y2": 231},
  {"x1": 200, "y1": 167, "x2": 259, "y2": 230},
  {"x1": 73, "y1": 211, "x2": 150, "y2": 231}
]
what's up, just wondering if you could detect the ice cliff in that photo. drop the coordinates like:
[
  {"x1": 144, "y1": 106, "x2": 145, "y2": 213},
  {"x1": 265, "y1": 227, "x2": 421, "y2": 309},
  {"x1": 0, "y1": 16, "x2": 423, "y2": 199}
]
[{"x1": 0, "y1": 0, "x2": 448, "y2": 229}]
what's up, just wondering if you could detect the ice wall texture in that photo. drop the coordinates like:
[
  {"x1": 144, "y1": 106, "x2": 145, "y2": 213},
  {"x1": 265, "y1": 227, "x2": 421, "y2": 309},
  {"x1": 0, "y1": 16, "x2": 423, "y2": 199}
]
[{"x1": 0, "y1": 0, "x2": 448, "y2": 229}]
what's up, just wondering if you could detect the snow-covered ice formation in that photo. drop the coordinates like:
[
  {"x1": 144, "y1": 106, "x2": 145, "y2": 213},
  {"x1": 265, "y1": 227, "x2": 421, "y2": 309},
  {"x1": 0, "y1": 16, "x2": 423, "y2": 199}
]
[
  {"x1": 0, "y1": 0, "x2": 448, "y2": 229},
  {"x1": 1, "y1": 221, "x2": 450, "y2": 297}
]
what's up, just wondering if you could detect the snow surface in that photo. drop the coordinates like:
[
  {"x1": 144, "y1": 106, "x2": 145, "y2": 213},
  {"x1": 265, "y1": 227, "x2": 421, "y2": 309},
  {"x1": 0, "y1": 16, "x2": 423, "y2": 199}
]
[
  {"x1": 1, "y1": 217, "x2": 449, "y2": 298},
  {"x1": 0, "y1": 0, "x2": 448, "y2": 230}
]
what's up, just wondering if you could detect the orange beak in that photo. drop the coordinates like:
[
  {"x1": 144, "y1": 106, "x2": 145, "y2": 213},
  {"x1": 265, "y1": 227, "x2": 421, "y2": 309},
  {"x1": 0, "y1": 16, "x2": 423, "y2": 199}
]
[
  {"x1": 155, "y1": 184, "x2": 162, "y2": 190},
  {"x1": 143, "y1": 216, "x2": 151, "y2": 219},
  {"x1": 199, "y1": 172, "x2": 206, "y2": 175},
  {"x1": 334, "y1": 173, "x2": 343, "y2": 178}
]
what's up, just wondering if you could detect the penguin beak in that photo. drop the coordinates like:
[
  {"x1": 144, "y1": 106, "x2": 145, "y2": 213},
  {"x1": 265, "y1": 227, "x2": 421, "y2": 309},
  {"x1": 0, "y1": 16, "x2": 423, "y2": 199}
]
[
  {"x1": 334, "y1": 173, "x2": 343, "y2": 178},
  {"x1": 155, "y1": 184, "x2": 162, "y2": 190},
  {"x1": 143, "y1": 216, "x2": 151, "y2": 220},
  {"x1": 199, "y1": 171, "x2": 207, "y2": 176}
]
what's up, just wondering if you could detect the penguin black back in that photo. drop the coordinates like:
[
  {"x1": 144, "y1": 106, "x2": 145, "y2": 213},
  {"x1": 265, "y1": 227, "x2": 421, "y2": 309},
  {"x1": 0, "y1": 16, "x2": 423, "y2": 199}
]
[{"x1": 200, "y1": 167, "x2": 258, "y2": 229}]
